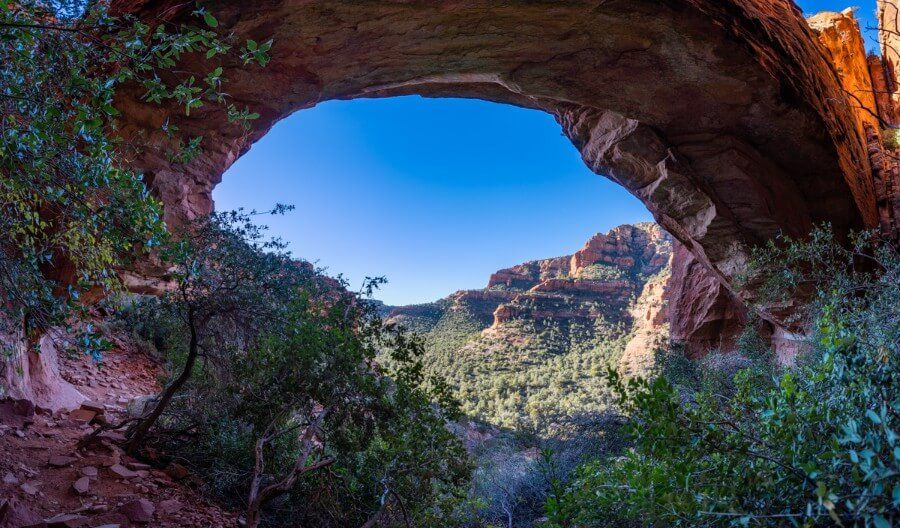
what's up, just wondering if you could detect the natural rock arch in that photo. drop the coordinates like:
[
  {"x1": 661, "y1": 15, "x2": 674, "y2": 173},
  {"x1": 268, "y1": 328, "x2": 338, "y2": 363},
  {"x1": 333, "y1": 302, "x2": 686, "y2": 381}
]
[{"x1": 112, "y1": 0, "x2": 879, "y2": 325}]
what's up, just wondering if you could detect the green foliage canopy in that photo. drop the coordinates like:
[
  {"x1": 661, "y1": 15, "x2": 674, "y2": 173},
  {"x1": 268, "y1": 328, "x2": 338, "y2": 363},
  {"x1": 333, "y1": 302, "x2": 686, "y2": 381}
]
[
  {"x1": 544, "y1": 228, "x2": 899, "y2": 527},
  {"x1": 0, "y1": 0, "x2": 268, "y2": 341}
]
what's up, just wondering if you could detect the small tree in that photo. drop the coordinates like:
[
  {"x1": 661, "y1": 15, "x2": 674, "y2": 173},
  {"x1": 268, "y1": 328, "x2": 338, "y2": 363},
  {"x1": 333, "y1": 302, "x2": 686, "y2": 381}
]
[
  {"x1": 215, "y1": 278, "x2": 469, "y2": 527},
  {"x1": 124, "y1": 208, "x2": 300, "y2": 452},
  {"x1": 120, "y1": 212, "x2": 471, "y2": 527}
]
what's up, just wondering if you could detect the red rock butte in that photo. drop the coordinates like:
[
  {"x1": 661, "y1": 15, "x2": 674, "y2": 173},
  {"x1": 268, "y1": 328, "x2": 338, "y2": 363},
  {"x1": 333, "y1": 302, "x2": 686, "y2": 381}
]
[{"x1": 110, "y1": 1, "x2": 900, "y2": 355}]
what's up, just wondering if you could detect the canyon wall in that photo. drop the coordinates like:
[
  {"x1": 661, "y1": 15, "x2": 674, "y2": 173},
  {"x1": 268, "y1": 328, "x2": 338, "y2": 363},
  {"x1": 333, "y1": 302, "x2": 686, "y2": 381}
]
[
  {"x1": 388, "y1": 223, "x2": 674, "y2": 353},
  {"x1": 810, "y1": 8, "x2": 900, "y2": 240}
]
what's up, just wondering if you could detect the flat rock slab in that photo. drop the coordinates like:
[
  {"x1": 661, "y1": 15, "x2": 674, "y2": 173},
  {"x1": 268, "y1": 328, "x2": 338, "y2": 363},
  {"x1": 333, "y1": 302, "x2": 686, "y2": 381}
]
[
  {"x1": 78, "y1": 401, "x2": 105, "y2": 414},
  {"x1": 68, "y1": 409, "x2": 96, "y2": 424},
  {"x1": 164, "y1": 463, "x2": 189, "y2": 480},
  {"x1": 20, "y1": 482, "x2": 39, "y2": 495},
  {"x1": 41, "y1": 513, "x2": 88, "y2": 527},
  {"x1": 71, "y1": 476, "x2": 90, "y2": 495}
]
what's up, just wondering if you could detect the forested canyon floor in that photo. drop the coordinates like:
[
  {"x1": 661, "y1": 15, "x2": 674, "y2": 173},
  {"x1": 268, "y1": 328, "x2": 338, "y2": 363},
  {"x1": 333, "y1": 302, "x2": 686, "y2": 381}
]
[{"x1": 384, "y1": 223, "x2": 673, "y2": 434}]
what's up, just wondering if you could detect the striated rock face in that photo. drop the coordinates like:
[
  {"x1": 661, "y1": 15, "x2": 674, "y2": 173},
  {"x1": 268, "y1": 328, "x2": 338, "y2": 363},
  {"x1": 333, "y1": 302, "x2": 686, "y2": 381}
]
[
  {"x1": 0, "y1": 324, "x2": 87, "y2": 412},
  {"x1": 879, "y1": 0, "x2": 900, "y2": 113},
  {"x1": 617, "y1": 268, "x2": 672, "y2": 378},
  {"x1": 386, "y1": 223, "x2": 675, "y2": 431},
  {"x1": 666, "y1": 244, "x2": 748, "y2": 358},
  {"x1": 488, "y1": 224, "x2": 672, "y2": 327},
  {"x1": 808, "y1": 9, "x2": 900, "y2": 242},
  {"x1": 109, "y1": 0, "x2": 879, "y2": 320},
  {"x1": 480, "y1": 224, "x2": 747, "y2": 359},
  {"x1": 808, "y1": 10, "x2": 880, "y2": 135},
  {"x1": 389, "y1": 222, "x2": 673, "y2": 350}
]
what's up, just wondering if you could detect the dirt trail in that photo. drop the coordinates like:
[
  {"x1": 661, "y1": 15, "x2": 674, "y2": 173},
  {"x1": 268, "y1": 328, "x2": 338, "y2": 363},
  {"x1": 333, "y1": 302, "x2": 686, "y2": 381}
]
[{"x1": 0, "y1": 333, "x2": 238, "y2": 527}]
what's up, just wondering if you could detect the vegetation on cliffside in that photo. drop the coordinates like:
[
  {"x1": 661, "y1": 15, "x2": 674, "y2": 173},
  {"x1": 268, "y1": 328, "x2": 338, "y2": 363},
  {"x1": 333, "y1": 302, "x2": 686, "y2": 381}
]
[
  {"x1": 545, "y1": 228, "x2": 899, "y2": 527},
  {"x1": 0, "y1": 0, "x2": 267, "y2": 353},
  {"x1": 386, "y1": 224, "x2": 671, "y2": 435},
  {"x1": 381, "y1": 225, "x2": 672, "y2": 526}
]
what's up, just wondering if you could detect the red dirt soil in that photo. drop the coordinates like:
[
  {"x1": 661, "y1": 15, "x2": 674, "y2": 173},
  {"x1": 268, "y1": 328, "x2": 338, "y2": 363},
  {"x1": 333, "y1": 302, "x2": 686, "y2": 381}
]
[{"x1": 0, "y1": 332, "x2": 239, "y2": 527}]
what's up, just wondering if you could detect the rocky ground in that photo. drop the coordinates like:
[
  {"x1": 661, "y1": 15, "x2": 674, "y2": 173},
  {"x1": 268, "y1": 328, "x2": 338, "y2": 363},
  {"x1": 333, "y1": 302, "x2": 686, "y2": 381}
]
[{"x1": 0, "y1": 336, "x2": 238, "y2": 527}]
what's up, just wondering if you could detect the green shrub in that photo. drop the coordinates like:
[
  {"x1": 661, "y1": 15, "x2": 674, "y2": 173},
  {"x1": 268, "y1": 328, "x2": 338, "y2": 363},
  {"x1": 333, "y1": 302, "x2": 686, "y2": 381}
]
[
  {"x1": 0, "y1": 1, "x2": 268, "y2": 340},
  {"x1": 545, "y1": 228, "x2": 899, "y2": 527},
  {"x1": 124, "y1": 212, "x2": 470, "y2": 528}
]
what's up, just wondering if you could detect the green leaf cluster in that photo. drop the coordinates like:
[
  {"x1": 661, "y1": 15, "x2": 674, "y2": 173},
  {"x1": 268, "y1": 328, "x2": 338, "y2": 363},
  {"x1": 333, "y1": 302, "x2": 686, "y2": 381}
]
[
  {"x1": 120, "y1": 211, "x2": 470, "y2": 527},
  {"x1": 0, "y1": 0, "x2": 268, "y2": 341},
  {"x1": 544, "y1": 227, "x2": 899, "y2": 527}
]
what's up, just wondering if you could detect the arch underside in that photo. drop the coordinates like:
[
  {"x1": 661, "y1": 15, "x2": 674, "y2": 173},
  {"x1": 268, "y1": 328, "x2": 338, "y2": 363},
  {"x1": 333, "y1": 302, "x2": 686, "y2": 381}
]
[{"x1": 113, "y1": 0, "x2": 876, "y2": 307}]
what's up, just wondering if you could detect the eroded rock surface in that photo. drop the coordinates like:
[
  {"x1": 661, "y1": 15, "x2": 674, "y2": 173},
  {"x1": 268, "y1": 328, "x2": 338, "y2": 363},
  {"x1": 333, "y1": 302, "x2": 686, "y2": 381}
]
[
  {"x1": 488, "y1": 224, "x2": 672, "y2": 328},
  {"x1": 666, "y1": 244, "x2": 748, "y2": 358},
  {"x1": 808, "y1": 10, "x2": 881, "y2": 135},
  {"x1": 109, "y1": 0, "x2": 878, "y2": 306}
]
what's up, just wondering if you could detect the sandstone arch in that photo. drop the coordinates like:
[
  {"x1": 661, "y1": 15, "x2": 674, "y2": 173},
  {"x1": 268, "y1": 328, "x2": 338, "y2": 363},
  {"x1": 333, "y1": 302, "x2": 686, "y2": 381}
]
[{"x1": 112, "y1": 0, "x2": 881, "y2": 327}]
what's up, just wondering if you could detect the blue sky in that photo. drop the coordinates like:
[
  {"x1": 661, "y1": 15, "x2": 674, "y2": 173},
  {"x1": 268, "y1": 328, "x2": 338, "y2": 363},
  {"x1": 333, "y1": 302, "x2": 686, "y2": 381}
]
[
  {"x1": 214, "y1": 0, "x2": 879, "y2": 306},
  {"x1": 214, "y1": 98, "x2": 652, "y2": 305}
]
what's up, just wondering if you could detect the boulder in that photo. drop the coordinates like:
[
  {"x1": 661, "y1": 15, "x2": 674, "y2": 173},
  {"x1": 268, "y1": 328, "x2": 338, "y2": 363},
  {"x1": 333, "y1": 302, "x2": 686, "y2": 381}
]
[
  {"x1": 41, "y1": 513, "x2": 87, "y2": 528},
  {"x1": 19, "y1": 482, "x2": 39, "y2": 495},
  {"x1": 0, "y1": 398, "x2": 35, "y2": 429},
  {"x1": 157, "y1": 499, "x2": 182, "y2": 516},
  {"x1": 125, "y1": 396, "x2": 155, "y2": 419},
  {"x1": 164, "y1": 463, "x2": 190, "y2": 481},
  {"x1": 2, "y1": 332, "x2": 86, "y2": 412},
  {"x1": 78, "y1": 401, "x2": 104, "y2": 414},
  {"x1": 67, "y1": 409, "x2": 96, "y2": 425}
]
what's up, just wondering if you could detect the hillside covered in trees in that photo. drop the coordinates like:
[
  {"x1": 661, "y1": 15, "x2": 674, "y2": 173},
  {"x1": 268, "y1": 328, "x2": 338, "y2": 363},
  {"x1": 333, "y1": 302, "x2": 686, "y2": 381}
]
[{"x1": 385, "y1": 223, "x2": 672, "y2": 433}]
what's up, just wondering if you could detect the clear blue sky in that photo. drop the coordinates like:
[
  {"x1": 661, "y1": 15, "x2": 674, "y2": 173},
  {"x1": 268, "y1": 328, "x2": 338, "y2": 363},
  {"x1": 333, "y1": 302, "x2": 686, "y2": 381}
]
[
  {"x1": 214, "y1": 98, "x2": 652, "y2": 305},
  {"x1": 214, "y1": 1, "x2": 878, "y2": 306}
]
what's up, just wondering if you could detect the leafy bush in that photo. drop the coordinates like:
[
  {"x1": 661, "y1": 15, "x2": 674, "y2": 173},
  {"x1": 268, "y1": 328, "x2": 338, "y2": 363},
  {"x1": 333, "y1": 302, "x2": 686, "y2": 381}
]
[
  {"x1": 122, "y1": 211, "x2": 470, "y2": 528},
  {"x1": 0, "y1": 0, "x2": 267, "y2": 344},
  {"x1": 545, "y1": 227, "x2": 899, "y2": 527}
]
